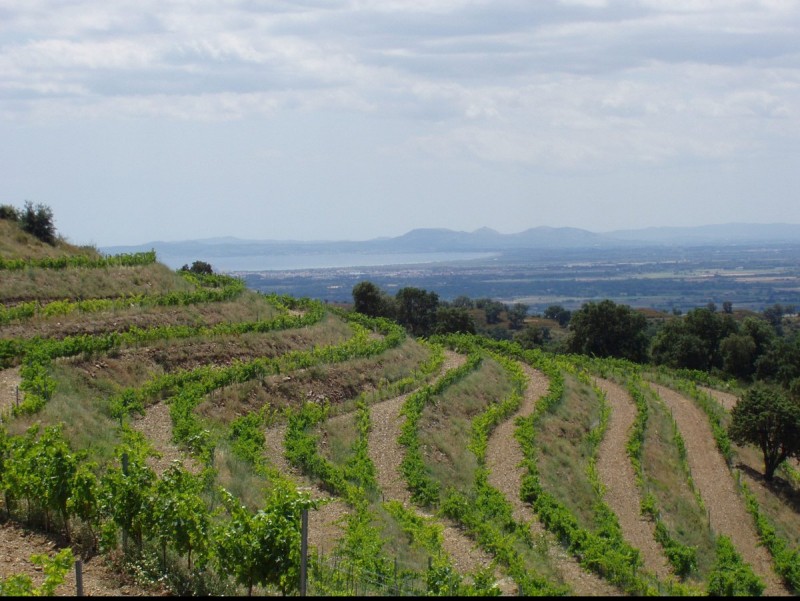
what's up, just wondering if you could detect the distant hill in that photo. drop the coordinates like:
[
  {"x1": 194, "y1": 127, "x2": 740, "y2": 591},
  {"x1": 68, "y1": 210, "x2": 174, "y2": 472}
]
[{"x1": 101, "y1": 222, "x2": 800, "y2": 270}]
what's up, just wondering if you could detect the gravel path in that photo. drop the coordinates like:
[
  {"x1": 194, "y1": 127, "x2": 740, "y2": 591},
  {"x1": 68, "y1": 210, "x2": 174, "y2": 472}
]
[
  {"x1": 367, "y1": 351, "x2": 510, "y2": 590},
  {"x1": 0, "y1": 521, "x2": 163, "y2": 596},
  {"x1": 698, "y1": 386, "x2": 739, "y2": 411},
  {"x1": 594, "y1": 378, "x2": 671, "y2": 580},
  {"x1": 130, "y1": 401, "x2": 202, "y2": 476},
  {"x1": 263, "y1": 422, "x2": 349, "y2": 555},
  {"x1": 485, "y1": 364, "x2": 621, "y2": 596},
  {"x1": 650, "y1": 383, "x2": 790, "y2": 596}
]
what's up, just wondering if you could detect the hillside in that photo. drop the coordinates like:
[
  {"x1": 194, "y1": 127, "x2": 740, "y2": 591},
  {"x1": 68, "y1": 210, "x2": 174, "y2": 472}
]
[{"x1": 0, "y1": 213, "x2": 798, "y2": 596}]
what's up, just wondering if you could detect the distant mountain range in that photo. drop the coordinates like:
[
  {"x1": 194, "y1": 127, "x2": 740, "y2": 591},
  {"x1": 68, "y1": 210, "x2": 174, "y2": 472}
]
[{"x1": 101, "y1": 223, "x2": 800, "y2": 270}]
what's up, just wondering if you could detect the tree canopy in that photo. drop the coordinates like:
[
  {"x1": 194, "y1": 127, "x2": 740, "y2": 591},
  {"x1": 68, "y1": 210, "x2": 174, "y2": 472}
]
[
  {"x1": 567, "y1": 299, "x2": 648, "y2": 362},
  {"x1": 20, "y1": 201, "x2": 57, "y2": 245},
  {"x1": 728, "y1": 384, "x2": 800, "y2": 480}
]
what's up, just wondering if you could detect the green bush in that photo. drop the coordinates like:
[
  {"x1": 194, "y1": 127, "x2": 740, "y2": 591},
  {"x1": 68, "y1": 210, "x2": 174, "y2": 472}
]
[{"x1": 706, "y1": 535, "x2": 765, "y2": 596}]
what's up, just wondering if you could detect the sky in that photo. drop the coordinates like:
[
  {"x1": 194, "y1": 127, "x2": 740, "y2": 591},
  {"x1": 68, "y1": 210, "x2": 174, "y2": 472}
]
[{"x1": 1, "y1": 0, "x2": 799, "y2": 247}]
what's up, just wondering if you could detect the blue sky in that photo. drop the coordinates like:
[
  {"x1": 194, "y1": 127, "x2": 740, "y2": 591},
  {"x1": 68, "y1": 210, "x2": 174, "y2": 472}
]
[{"x1": 1, "y1": 0, "x2": 798, "y2": 246}]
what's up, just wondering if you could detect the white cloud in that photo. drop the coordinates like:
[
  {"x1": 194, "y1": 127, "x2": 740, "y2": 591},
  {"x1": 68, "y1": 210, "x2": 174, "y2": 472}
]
[{"x1": 1, "y1": 0, "x2": 800, "y2": 244}]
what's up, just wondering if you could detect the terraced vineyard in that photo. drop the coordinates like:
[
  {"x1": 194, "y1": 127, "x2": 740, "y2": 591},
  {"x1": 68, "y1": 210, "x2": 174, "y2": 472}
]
[{"x1": 1, "y1": 224, "x2": 798, "y2": 596}]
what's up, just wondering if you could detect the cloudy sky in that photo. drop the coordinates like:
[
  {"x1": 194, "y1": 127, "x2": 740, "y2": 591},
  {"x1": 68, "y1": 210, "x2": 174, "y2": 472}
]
[{"x1": 1, "y1": 0, "x2": 798, "y2": 246}]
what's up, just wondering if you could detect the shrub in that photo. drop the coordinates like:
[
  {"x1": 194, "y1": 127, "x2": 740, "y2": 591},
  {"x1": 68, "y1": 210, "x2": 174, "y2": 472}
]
[
  {"x1": 0, "y1": 204, "x2": 19, "y2": 220},
  {"x1": 706, "y1": 536, "x2": 765, "y2": 596},
  {"x1": 20, "y1": 200, "x2": 57, "y2": 245}
]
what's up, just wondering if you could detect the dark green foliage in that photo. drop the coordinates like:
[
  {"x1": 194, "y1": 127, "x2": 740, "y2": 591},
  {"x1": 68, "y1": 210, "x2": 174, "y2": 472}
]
[
  {"x1": 180, "y1": 260, "x2": 214, "y2": 275},
  {"x1": 568, "y1": 299, "x2": 648, "y2": 362},
  {"x1": 544, "y1": 304, "x2": 571, "y2": 327},
  {"x1": 0, "y1": 204, "x2": 19, "y2": 220},
  {"x1": 352, "y1": 280, "x2": 394, "y2": 318},
  {"x1": 394, "y1": 286, "x2": 440, "y2": 337},
  {"x1": 481, "y1": 299, "x2": 505, "y2": 325},
  {"x1": 432, "y1": 305, "x2": 476, "y2": 335},
  {"x1": 651, "y1": 321, "x2": 717, "y2": 371},
  {"x1": 720, "y1": 333, "x2": 757, "y2": 379},
  {"x1": 20, "y1": 201, "x2": 57, "y2": 245},
  {"x1": 729, "y1": 384, "x2": 800, "y2": 480},
  {"x1": 450, "y1": 295, "x2": 474, "y2": 309},
  {"x1": 506, "y1": 303, "x2": 528, "y2": 329},
  {"x1": 513, "y1": 325, "x2": 550, "y2": 350},
  {"x1": 755, "y1": 334, "x2": 800, "y2": 390},
  {"x1": 762, "y1": 303, "x2": 794, "y2": 332}
]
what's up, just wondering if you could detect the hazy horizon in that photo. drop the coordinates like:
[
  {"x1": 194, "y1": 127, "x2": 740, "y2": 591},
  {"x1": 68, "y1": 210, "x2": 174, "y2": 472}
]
[{"x1": 99, "y1": 220, "x2": 800, "y2": 247}]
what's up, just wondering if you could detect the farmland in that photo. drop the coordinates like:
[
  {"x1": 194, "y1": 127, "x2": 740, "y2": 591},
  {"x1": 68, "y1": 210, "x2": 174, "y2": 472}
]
[
  {"x1": 237, "y1": 243, "x2": 800, "y2": 314},
  {"x1": 0, "y1": 215, "x2": 798, "y2": 596}
]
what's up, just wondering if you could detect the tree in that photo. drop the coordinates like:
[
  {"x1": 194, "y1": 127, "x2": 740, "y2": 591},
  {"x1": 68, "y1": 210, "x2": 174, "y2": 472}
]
[
  {"x1": 37, "y1": 425, "x2": 78, "y2": 541},
  {"x1": 513, "y1": 325, "x2": 550, "y2": 350},
  {"x1": 728, "y1": 384, "x2": 800, "y2": 481},
  {"x1": 568, "y1": 299, "x2": 648, "y2": 362},
  {"x1": 720, "y1": 334, "x2": 757, "y2": 380},
  {"x1": 433, "y1": 306, "x2": 476, "y2": 335},
  {"x1": 482, "y1": 300, "x2": 504, "y2": 325},
  {"x1": 722, "y1": 301, "x2": 733, "y2": 314},
  {"x1": 395, "y1": 287, "x2": 439, "y2": 337},
  {"x1": 68, "y1": 462, "x2": 101, "y2": 552},
  {"x1": 754, "y1": 336, "x2": 800, "y2": 389},
  {"x1": 451, "y1": 295, "x2": 474, "y2": 309},
  {"x1": 20, "y1": 201, "x2": 56, "y2": 245},
  {"x1": 0, "y1": 204, "x2": 19, "y2": 221},
  {"x1": 506, "y1": 303, "x2": 529, "y2": 330},
  {"x1": 180, "y1": 260, "x2": 214, "y2": 275},
  {"x1": 684, "y1": 307, "x2": 737, "y2": 370},
  {"x1": 352, "y1": 281, "x2": 394, "y2": 319},
  {"x1": 650, "y1": 321, "x2": 709, "y2": 370},
  {"x1": 762, "y1": 303, "x2": 795, "y2": 334},
  {"x1": 543, "y1": 305, "x2": 571, "y2": 327}
]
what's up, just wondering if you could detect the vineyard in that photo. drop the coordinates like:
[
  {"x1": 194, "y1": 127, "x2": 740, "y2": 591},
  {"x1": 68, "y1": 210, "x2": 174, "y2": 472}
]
[{"x1": 0, "y1": 221, "x2": 798, "y2": 596}]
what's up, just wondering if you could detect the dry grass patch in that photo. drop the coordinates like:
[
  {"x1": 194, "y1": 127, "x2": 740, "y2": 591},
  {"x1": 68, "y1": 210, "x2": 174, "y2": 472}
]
[
  {"x1": 68, "y1": 314, "x2": 353, "y2": 395},
  {"x1": 734, "y1": 444, "x2": 800, "y2": 549},
  {"x1": 0, "y1": 263, "x2": 192, "y2": 303},
  {"x1": 641, "y1": 384, "x2": 717, "y2": 581},
  {"x1": 7, "y1": 363, "x2": 124, "y2": 462},
  {"x1": 418, "y1": 357, "x2": 513, "y2": 495},
  {"x1": 534, "y1": 375, "x2": 600, "y2": 530},
  {"x1": 0, "y1": 289, "x2": 278, "y2": 340},
  {"x1": 198, "y1": 338, "x2": 430, "y2": 428},
  {"x1": 211, "y1": 444, "x2": 273, "y2": 512},
  {"x1": 0, "y1": 220, "x2": 98, "y2": 260}
]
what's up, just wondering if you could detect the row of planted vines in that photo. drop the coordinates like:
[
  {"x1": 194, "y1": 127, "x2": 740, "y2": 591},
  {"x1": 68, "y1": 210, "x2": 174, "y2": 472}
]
[{"x1": 1, "y1": 243, "x2": 797, "y2": 595}]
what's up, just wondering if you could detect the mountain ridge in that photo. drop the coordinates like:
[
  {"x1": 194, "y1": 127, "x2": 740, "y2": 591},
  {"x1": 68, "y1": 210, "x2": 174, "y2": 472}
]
[{"x1": 102, "y1": 222, "x2": 800, "y2": 259}]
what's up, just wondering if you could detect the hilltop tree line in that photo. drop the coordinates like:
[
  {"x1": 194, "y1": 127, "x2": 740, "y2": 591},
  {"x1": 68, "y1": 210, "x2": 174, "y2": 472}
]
[{"x1": 352, "y1": 280, "x2": 798, "y2": 393}]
